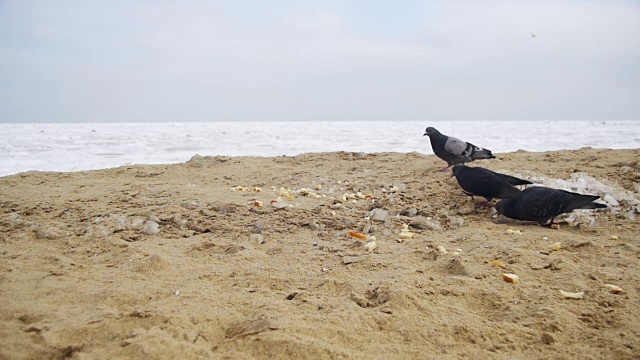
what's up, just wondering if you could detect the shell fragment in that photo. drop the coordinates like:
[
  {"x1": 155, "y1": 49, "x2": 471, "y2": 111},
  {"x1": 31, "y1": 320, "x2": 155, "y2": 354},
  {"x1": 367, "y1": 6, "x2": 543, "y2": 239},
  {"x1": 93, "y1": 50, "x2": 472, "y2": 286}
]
[
  {"x1": 399, "y1": 224, "x2": 414, "y2": 239},
  {"x1": 603, "y1": 284, "x2": 623, "y2": 294},
  {"x1": 559, "y1": 290, "x2": 584, "y2": 299},
  {"x1": 365, "y1": 241, "x2": 377, "y2": 253},
  {"x1": 548, "y1": 242, "x2": 562, "y2": 251}
]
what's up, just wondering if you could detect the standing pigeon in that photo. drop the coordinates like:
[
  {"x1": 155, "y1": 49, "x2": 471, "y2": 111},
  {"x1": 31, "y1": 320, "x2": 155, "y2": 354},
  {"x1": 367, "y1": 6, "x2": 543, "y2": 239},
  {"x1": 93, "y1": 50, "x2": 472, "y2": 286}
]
[
  {"x1": 451, "y1": 165, "x2": 532, "y2": 206},
  {"x1": 495, "y1": 186, "x2": 607, "y2": 227},
  {"x1": 423, "y1": 127, "x2": 495, "y2": 171}
]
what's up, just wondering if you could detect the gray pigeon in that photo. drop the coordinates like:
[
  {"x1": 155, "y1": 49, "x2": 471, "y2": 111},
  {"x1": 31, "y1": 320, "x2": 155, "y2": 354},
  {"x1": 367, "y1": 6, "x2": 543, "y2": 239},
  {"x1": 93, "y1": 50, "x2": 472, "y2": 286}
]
[
  {"x1": 495, "y1": 186, "x2": 607, "y2": 227},
  {"x1": 451, "y1": 165, "x2": 532, "y2": 206},
  {"x1": 424, "y1": 127, "x2": 495, "y2": 171}
]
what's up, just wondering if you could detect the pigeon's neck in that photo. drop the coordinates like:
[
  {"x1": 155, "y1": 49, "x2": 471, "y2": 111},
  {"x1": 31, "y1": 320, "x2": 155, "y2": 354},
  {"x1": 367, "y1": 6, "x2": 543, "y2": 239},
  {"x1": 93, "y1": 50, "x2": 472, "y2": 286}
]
[{"x1": 430, "y1": 134, "x2": 446, "y2": 148}]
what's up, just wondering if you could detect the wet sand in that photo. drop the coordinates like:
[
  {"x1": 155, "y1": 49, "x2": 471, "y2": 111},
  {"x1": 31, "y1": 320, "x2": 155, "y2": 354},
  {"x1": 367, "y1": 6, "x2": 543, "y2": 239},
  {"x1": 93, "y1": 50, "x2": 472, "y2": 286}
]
[{"x1": 1, "y1": 148, "x2": 639, "y2": 359}]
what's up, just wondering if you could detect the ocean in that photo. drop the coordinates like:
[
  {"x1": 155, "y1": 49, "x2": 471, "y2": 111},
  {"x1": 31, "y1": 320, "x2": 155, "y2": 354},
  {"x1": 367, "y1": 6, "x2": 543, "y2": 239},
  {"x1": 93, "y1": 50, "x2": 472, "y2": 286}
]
[{"x1": 0, "y1": 120, "x2": 638, "y2": 177}]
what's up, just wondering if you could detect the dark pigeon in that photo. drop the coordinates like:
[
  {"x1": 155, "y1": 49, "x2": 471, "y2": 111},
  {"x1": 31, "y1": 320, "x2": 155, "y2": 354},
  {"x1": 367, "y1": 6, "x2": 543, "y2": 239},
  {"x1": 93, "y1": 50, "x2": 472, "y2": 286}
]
[
  {"x1": 423, "y1": 127, "x2": 495, "y2": 171},
  {"x1": 451, "y1": 165, "x2": 532, "y2": 206},
  {"x1": 495, "y1": 186, "x2": 607, "y2": 227}
]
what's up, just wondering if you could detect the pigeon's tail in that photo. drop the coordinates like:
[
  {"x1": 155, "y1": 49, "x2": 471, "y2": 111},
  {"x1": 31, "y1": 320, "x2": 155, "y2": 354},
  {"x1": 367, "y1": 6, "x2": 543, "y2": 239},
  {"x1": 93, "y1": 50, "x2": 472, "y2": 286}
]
[
  {"x1": 563, "y1": 191, "x2": 608, "y2": 211},
  {"x1": 470, "y1": 148, "x2": 495, "y2": 161},
  {"x1": 496, "y1": 173, "x2": 532, "y2": 186},
  {"x1": 578, "y1": 202, "x2": 608, "y2": 210}
]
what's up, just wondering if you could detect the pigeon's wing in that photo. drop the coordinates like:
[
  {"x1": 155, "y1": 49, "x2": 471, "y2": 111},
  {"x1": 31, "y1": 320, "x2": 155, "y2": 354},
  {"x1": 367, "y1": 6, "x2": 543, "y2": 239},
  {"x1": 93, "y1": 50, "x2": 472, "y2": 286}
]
[
  {"x1": 483, "y1": 169, "x2": 522, "y2": 199},
  {"x1": 495, "y1": 173, "x2": 532, "y2": 186},
  {"x1": 445, "y1": 136, "x2": 494, "y2": 162},
  {"x1": 443, "y1": 136, "x2": 470, "y2": 158},
  {"x1": 521, "y1": 188, "x2": 559, "y2": 223},
  {"x1": 455, "y1": 167, "x2": 518, "y2": 200}
]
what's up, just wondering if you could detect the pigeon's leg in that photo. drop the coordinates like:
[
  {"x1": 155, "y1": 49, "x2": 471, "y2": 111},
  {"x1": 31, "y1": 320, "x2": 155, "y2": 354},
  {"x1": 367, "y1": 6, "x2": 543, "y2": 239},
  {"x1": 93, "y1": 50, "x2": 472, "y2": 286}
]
[
  {"x1": 543, "y1": 217, "x2": 557, "y2": 228},
  {"x1": 462, "y1": 192, "x2": 489, "y2": 207},
  {"x1": 440, "y1": 165, "x2": 453, "y2": 172},
  {"x1": 478, "y1": 197, "x2": 494, "y2": 208},
  {"x1": 466, "y1": 195, "x2": 492, "y2": 207}
]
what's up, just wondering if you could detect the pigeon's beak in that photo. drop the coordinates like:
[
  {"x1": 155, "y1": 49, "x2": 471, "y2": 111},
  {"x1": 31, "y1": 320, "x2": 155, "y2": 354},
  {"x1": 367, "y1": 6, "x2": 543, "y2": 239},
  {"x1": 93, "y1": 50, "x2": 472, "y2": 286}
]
[{"x1": 423, "y1": 132, "x2": 428, "y2": 137}]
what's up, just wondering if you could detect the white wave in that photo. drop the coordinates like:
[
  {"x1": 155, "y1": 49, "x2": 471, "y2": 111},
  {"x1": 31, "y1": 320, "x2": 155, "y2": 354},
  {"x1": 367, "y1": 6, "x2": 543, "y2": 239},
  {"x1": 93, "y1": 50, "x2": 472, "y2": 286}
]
[{"x1": 0, "y1": 120, "x2": 638, "y2": 177}]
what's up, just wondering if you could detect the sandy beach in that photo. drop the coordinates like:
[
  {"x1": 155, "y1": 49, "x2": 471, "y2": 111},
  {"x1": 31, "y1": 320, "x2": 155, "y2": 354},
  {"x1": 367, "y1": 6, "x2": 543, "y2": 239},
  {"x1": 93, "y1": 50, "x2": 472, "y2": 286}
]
[{"x1": 1, "y1": 148, "x2": 639, "y2": 359}]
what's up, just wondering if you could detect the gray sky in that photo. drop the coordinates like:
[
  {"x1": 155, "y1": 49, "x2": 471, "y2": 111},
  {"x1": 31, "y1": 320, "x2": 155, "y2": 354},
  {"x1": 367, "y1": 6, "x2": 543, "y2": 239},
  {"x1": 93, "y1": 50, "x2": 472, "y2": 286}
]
[{"x1": 1, "y1": 1, "x2": 639, "y2": 123}]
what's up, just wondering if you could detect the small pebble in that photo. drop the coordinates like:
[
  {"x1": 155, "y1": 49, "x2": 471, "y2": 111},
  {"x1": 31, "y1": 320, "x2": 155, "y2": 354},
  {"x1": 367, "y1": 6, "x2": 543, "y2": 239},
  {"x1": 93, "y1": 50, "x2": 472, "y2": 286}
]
[
  {"x1": 610, "y1": 235, "x2": 619, "y2": 240},
  {"x1": 370, "y1": 209, "x2": 389, "y2": 222},
  {"x1": 143, "y1": 221, "x2": 160, "y2": 235},
  {"x1": 35, "y1": 227, "x2": 61, "y2": 240},
  {"x1": 271, "y1": 201, "x2": 288, "y2": 209},
  {"x1": 250, "y1": 234, "x2": 265, "y2": 244},
  {"x1": 401, "y1": 208, "x2": 418, "y2": 217},
  {"x1": 352, "y1": 152, "x2": 368, "y2": 160},
  {"x1": 447, "y1": 216, "x2": 464, "y2": 229},
  {"x1": 180, "y1": 200, "x2": 199, "y2": 209}
]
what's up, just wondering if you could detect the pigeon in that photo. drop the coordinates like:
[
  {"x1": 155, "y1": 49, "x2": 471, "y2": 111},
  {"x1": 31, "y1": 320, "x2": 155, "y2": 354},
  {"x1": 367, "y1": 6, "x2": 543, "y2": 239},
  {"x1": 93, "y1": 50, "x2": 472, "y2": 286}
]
[
  {"x1": 451, "y1": 165, "x2": 532, "y2": 206},
  {"x1": 423, "y1": 127, "x2": 495, "y2": 171},
  {"x1": 495, "y1": 186, "x2": 607, "y2": 227}
]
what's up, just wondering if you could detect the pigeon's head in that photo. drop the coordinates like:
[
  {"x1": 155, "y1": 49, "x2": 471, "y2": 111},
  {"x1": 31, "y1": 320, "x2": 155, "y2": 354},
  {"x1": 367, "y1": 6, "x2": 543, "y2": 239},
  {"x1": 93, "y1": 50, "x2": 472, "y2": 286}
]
[
  {"x1": 494, "y1": 200, "x2": 507, "y2": 215},
  {"x1": 451, "y1": 164, "x2": 465, "y2": 177},
  {"x1": 423, "y1": 127, "x2": 439, "y2": 137}
]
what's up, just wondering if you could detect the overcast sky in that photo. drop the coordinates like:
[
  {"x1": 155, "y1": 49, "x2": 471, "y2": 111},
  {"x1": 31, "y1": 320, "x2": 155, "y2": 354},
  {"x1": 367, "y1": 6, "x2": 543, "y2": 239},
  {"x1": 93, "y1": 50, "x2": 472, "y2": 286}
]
[{"x1": 1, "y1": 1, "x2": 639, "y2": 123}]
